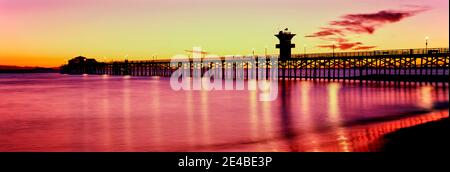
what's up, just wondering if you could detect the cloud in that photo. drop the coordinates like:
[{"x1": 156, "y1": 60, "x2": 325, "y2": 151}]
[
  {"x1": 318, "y1": 42, "x2": 363, "y2": 50},
  {"x1": 330, "y1": 20, "x2": 375, "y2": 34},
  {"x1": 353, "y1": 46, "x2": 378, "y2": 50},
  {"x1": 344, "y1": 10, "x2": 415, "y2": 23},
  {"x1": 306, "y1": 6, "x2": 429, "y2": 51},
  {"x1": 338, "y1": 42, "x2": 363, "y2": 50},
  {"x1": 320, "y1": 37, "x2": 349, "y2": 43},
  {"x1": 335, "y1": 9, "x2": 427, "y2": 34},
  {"x1": 305, "y1": 27, "x2": 345, "y2": 37}
]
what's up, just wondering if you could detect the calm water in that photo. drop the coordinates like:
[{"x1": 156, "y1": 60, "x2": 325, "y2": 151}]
[{"x1": 0, "y1": 73, "x2": 448, "y2": 152}]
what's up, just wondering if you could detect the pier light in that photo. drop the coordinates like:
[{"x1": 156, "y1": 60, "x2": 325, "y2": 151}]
[{"x1": 425, "y1": 36, "x2": 429, "y2": 53}]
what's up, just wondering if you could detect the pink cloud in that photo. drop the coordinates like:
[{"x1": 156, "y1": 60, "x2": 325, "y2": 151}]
[
  {"x1": 343, "y1": 9, "x2": 425, "y2": 23},
  {"x1": 320, "y1": 37, "x2": 349, "y2": 43},
  {"x1": 318, "y1": 42, "x2": 363, "y2": 50},
  {"x1": 306, "y1": 6, "x2": 429, "y2": 51},
  {"x1": 330, "y1": 20, "x2": 375, "y2": 34},
  {"x1": 353, "y1": 46, "x2": 377, "y2": 50},
  {"x1": 305, "y1": 27, "x2": 345, "y2": 37},
  {"x1": 324, "y1": 8, "x2": 428, "y2": 36}
]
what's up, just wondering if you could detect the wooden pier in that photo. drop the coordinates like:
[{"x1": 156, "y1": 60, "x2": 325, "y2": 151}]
[{"x1": 61, "y1": 48, "x2": 449, "y2": 83}]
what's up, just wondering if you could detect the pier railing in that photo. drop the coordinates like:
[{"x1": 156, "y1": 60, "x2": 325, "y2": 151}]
[{"x1": 292, "y1": 48, "x2": 449, "y2": 58}]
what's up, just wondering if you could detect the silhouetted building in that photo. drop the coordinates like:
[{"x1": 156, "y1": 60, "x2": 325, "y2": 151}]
[
  {"x1": 61, "y1": 56, "x2": 103, "y2": 74},
  {"x1": 68, "y1": 56, "x2": 97, "y2": 65},
  {"x1": 275, "y1": 28, "x2": 296, "y2": 59}
]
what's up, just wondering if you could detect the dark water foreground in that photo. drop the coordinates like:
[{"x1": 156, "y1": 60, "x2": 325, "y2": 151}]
[
  {"x1": 382, "y1": 116, "x2": 449, "y2": 152},
  {"x1": 0, "y1": 73, "x2": 448, "y2": 152}
]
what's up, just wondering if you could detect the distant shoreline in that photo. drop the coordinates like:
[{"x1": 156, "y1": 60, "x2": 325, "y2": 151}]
[
  {"x1": 0, "y1": 68, "x2": 59, "y2": 74},
  {"x1": 0, "y1": 65, "x2": 59, "y2": 73}
]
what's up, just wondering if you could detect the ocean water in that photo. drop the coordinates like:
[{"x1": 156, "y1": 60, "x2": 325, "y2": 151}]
[{"x1": 0, "y1": 73, "x2": 448, "y2": 152}]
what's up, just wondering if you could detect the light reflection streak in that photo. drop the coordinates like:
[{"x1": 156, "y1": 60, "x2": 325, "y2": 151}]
[
  {"x1": 299, "y1": 82, "x2": 321, "y2": 152},
  {"x1": 248, "y1": 89, "x2": 261, "y2": 150},
  {"x1": 186, "y1": 78, "x2": 195, "y2": 147},
  {"x1": 150, "y1": 79, "x2": 162, "y2": 150},
  {"x1": 200, "y1": 85, "x2": 211, "y2": 145},
  {"x1": 261, "y1": 89, "x2": 275, "y2": 151},
  {"x1": 102, "y1": 76, "x2": 112, "y2": 151},
  {"x1": 123, "y1": 77, "x2": 132, "y2": 151},
  {"x1": 258, "y1": 80, "x2": 272, "y2": 101},
  {"x1": 81, "y1": 75, "x2": 89, "y2": 151},
  {"x1": 419, "y1": 86, "x2": 433, "y2": 109},
  {"x1": 327, "y1": 83, "x2": 351, "y2": 152}
]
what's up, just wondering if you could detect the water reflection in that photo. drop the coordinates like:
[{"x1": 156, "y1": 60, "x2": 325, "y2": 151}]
[
  {"x1": 101, "y1": 76, "x2": 111, "y2": 151},
  {"x1": 0, "y1": 73, "x2": 448, "y2": 152},
  {"x1": 279, "y1": 80, "x2": 297, "y2": 151},
  {"x1": 299, "y1": 82, "x2": 321, "y2": 152},
  {"x1": 81, "y1": 75, "x2": 89, "y2": 151},
  {"x1": 249, "y1": 90, "x2": 259, "y2": 146},
  {"x1": 149, "y1": 78, "x2": 162, "y2": 150},
  {"x1": 123, "y1": 77, "x2": 132, "y2": 151},
  {"x1": 261, "y1": 91, "x2": 275, "y2": 151},
  {"x1": 200, "y1": 84, "x2": 211, "y2": 146},
  {"x1": 419, "y1": 86, "x2": 433, "y2": 109},
  {"x1": 327, "y1": 83, "x2": 350, "y2": 152},
  {"x1": 186, "y1": 84, "x2": 195, "y2": 147}
]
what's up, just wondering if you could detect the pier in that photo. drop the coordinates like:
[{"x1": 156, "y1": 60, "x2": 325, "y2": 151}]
[{"x1": 61, "y1": 47, "x2": 449, "y2": 84}]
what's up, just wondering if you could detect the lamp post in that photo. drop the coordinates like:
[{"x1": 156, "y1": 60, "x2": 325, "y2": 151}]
[
  {"x1": 265, "y1": 46, "x2": 268, "y2": 57},
  {"x1": 332, "y1": 41, "x2": 336, "y2": 57},
  {"x1": 424, "y1": 37, "x2": 430, "y2": 76},
  {"x1": 303, "y1": 44, "x2": 307, "y2": 54},
  {"x1": 252, "y1": 48, "x2": 255, "y2": 56}
]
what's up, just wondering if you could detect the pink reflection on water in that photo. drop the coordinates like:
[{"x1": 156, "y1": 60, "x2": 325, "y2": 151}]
[
  {"x1": 0, "y1": 73, "x2": 448, "y2": 152},
  {"x1": 327, "y1": 83, "x2": 351, "y2": 152},
  {"x1": 299, "y1": 82, "x2": 321, "y2": 152}
]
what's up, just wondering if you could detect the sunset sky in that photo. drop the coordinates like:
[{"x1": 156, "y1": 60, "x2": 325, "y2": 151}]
[{"x1": 0, "y1": 0, "x2": 448, "y2": 67}]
